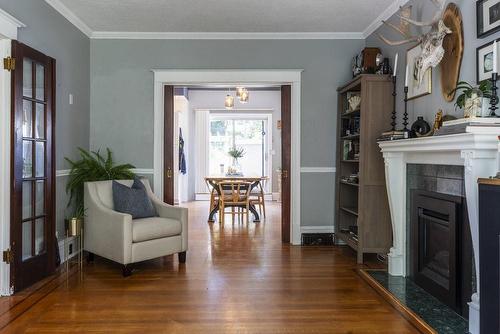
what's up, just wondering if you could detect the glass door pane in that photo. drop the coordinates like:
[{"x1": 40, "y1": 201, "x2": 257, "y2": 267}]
[
  {"x1": 23, "y1": 59, "x2": 32, "y2": 98},
  {"x1": 234, "y1": 120, "x2": 265, "y2": 177},
  {"x1": 22, "y1": 101, "x2": 32, "y2": 138},
  {"x1": 35, "y1": 104, "x2": 45, "y2": 139},
  {"x1": 35, "y1": 63, "x2": 45, "y2": 101},
  {"x1": 209, "y1": 120, "x2": 233, "y2": 175},
  {"x1": 22, "y1": 221, "x2": 32, "y2": 261}
]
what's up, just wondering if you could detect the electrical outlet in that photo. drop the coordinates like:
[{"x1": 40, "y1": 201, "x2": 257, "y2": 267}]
[{"x1": 69, "y1": 94, "x2": 74, "y2": 105}]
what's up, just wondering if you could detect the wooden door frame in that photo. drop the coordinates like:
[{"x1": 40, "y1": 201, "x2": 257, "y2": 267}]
[{"x1": 153, "y1": 70, "x2": 302, "y2": 244}]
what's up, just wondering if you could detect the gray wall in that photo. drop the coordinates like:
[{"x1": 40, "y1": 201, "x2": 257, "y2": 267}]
[
  {"x1": 0, "y1": 0, "x2": 90, "y2": 238},
  {"x1": 366, "y1": 0, "x2": 487, "y2": 125},
  {"x1": 90, "y1": 39, "x2": 363, "y2": 227}
]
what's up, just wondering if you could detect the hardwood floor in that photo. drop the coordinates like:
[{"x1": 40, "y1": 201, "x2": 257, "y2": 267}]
[{"x1": 0, "y1": 201, "x2": 418, "y2": 333}]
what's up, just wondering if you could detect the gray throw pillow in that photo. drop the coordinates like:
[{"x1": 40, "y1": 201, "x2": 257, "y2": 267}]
[{"x1": 112, "y1": 180, "x2": 157, "y2": 219}]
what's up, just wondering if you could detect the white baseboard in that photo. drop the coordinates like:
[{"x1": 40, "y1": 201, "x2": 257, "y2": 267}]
[
  {"x1": 195, "y1": 193, "x2": 210, "y2": 201},
  {"x1": 58, "y1": 236, "x2": 81, "y2": 263},
  {"x1": 300, "y1": 226, "x2": 335, "y2": 234}
]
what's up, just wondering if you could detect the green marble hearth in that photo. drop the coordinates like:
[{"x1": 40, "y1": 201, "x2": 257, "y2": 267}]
[{"x1": 367, "y1": 271, "x2": 469, "y2": 334}]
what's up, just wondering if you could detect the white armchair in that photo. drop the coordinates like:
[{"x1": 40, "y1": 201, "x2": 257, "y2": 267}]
[{"x1": 83, "y1": 179, "x2": 188, "y2": 276}]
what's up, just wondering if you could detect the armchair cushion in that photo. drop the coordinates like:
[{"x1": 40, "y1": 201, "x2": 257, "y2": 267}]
[
  {"x1": 132, "y1": 217, "x2": 182, "y2": 243},
  {"x1": 112, "y1": 180, "x2": 156, "y2": 219}
]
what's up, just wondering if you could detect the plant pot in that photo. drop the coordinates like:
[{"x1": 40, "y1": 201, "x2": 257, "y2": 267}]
[{"x1": 65, "y1": 218, "x2": 83, "y2": 237}]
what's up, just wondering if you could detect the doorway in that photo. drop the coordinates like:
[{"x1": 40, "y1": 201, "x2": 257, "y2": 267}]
[{"x1": 152, "y1": 70, "x2": 301, "y2": 244}]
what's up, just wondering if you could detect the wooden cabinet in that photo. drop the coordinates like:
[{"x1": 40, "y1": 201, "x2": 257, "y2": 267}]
[{"x1": 335, "y1": 75, "x2": 393, "y2": 264}]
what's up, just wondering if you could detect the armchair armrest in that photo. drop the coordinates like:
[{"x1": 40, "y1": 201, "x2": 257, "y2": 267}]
[
  {"x1": 84, "y1": 182, "x2": 134, "y2": 264},
  {"x1": 151, "y1": 198, "x2": 188, "y2": 251}
]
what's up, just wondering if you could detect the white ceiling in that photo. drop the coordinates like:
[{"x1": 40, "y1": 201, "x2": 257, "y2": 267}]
[{"x1": 45, "y1": 0, "x2": 403, "y2": 39}]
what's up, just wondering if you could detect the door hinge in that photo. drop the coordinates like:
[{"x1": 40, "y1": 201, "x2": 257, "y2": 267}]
[
  {"x1": 3, "y1": 249, "x2": 13, "y2": 264},
  {"x1": 3, "y1": 57, "x2": 15, "y2": 71}
]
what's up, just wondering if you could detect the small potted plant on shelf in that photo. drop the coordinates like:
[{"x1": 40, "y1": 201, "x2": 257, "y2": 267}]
[
  {"x1": 64, "y1": 148, "x2": 136, "y2": 236},
  {"x1": 451, "y1": 80, "x2": 493, "y2": 118},
  {"x1": 227, "y1": 146, "x2": 245, "y2": 175}
]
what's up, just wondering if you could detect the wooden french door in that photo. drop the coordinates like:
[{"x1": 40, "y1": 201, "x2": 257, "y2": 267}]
[
  {"x1": 10, "y1": 41, "x2": 56, "y2": 292},
  {"x1": 163, "y1": 85, "x2": 174, "y2": 205},
  {"x1": 281, "y1": 85, "x2": 291, "y2": 243}
]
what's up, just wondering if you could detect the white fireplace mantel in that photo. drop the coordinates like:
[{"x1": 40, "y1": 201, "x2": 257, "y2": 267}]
[{"x1": 378, "y1": 126, "x2": 500, "y2": 334}]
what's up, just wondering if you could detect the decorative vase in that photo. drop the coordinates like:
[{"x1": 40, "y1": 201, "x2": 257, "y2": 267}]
[
  {"x1": 411, "y1": 116, "x2": 431, "y2": 137},
  {"x1": 464, "y1": 88, "x2": 483, "y2": 118}
]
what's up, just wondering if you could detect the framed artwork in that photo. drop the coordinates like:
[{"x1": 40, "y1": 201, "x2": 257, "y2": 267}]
[
  {"x1": 476, "y1": 38, "x2": 500, "y2": 83},
  {"x1": 406, "y1": 44, "x2": 432, "y2": 100},
  {"x1": 477, "y1": 0, "x2": 500, "y2": 38}
]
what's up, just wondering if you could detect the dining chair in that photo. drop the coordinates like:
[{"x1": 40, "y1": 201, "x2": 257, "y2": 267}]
[
  {"x1": 218, "y1": 181, "x2": 252, "y2": 224},
  {"x1": 249, "y1": 177, "x2": 267, "y2": 219},
  {"x1": 205, "y1": 178, "x2": 219, "y2": 213}
]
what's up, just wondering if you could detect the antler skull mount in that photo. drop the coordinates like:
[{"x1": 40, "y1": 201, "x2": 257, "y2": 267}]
[{"x1": 378, "y1": 0, "x2": 451, "y2": 86}]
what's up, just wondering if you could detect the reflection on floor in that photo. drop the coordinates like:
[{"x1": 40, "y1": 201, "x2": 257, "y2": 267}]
[{"x1": 1, "y1": 201, "x2": 419, "y2": 333}]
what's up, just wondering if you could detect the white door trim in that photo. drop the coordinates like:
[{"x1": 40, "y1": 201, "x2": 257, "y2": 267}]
[
  {"x1": 0, "y1": 9, "x2": 23, "y2": 296},
  {"x1": 0, "y1": 39, "x2": 12, "y2": 296},
  {"x1": 153, "y1": 69, "x2": 302, "y2": 245},
  {"x1": 0, "y1": 8, "x2": 24, "y2": 40}
]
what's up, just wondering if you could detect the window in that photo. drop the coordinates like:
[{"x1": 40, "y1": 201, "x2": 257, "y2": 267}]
[{"x1": 208, "y1": 114, "x2": 271, "y2": 183}]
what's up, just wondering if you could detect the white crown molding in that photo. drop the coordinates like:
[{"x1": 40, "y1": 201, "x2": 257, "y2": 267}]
[
  {"x1": 42, "y1": 0, "x2": 407, "y2": 41},
  {"x1": 91, "y1": 31, "x2": 364, "y2": 40},
  {"x1": 0, "y1": 8, "x2": 25, "y2": 40},
  {"x1": 44, "y1": 0, "x2": 93, "y2": 38},
  {"x1": 362, "y1": 0, "x2": 411, "y2": 39},
  {"x1": 300, "y1": 167, "x2": 336, "y2": 173}
]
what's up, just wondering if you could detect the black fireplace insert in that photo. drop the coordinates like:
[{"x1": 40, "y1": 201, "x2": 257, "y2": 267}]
[{"x1": 410, "y1": 190, "x2": 472, "y2": 316}]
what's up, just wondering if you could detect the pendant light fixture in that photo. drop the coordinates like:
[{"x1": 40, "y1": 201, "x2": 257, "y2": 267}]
[
  {"x1": 225, "y1": 90, "x2": 234, "y2": 109},
  {"x1": 236, "y1": 86, "x2": 245, "y2": 98},
  {"x1": 239, "y1": 88, "x2": 249, "y2": 104}
]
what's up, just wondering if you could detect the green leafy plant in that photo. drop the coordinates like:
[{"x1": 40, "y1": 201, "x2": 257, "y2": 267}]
[
  {"x1": 65, "y1": 148, "x2": 135, "y2": 215},
  {"x1": 450, "y1": 80, "x2": 492, "y2": 110},
  {"x1": 228, "y1": 146, "x2": 245, "y2": 159}
]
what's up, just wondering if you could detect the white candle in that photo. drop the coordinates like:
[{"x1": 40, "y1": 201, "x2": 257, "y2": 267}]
[
  {"x1": 493, "y1": 40, "x2": 498, "y2": 74},
  {"x1": 393, "y1": 53, "x2": 398, "y2": 77},
  {"x1": 405, "y1": 64, "x2": 409, "y2": 87}
]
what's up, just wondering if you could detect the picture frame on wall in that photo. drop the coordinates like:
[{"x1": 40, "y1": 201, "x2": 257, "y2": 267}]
[
  {"x1": 476, "y1": 38, "x2": 500, "y2": 83},
  {"x1": 477, "y1": 0, "x2": 500, "y2": 38},
  {"x1": 406, "y1": 44, "x2": 432, "y2": 100}
]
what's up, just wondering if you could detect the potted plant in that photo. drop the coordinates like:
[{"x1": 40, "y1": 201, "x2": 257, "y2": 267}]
[
  {"x1": 451, "y1": 80, "x2": 493, "y2": 118},
  {"x1": 227, "y1": 146, "x2": 245, "y2": 175},
  {"x1": 64, "y1": 148, "x2": 135, "y2": 235}
]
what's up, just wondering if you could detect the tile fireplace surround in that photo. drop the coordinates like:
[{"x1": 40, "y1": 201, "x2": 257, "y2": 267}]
[{"x1": 378, "y1": 126, "x2": 500, "y2": 334}]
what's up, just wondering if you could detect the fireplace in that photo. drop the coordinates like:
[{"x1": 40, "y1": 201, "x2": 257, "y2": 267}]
[{"x1": 410, "y1": 189, "x2": 472, "y2": 316}]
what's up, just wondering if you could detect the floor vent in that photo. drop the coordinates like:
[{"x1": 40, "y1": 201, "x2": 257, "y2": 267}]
[{"x1": 301, "y1": 233, "x2": 335, "y2": 246}]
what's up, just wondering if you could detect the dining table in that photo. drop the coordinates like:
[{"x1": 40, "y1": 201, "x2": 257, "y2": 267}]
[{"x1": 205, "y1": 176, "x2": 266, "y2": 223}]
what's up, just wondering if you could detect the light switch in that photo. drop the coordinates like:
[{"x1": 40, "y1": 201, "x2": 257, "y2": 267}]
[{"x1": 69, "y1": 94, "x2": 74, "y2": 105}]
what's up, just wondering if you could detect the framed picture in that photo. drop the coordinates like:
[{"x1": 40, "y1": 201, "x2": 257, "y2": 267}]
[
  {"x1": 406, "y1": 44, "x2": 432, "y2": 100},
  {"x1": 476, "y1": 38, "x2": 500, "y2": 83},
  {"x1": 477, "y1": 0, "x2": 500, "y2": 38}
]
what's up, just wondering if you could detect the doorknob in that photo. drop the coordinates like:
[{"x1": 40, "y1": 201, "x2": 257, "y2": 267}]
[
  {"x1": 282, "y1": 170, "x2": 288, "y2": 179},
  {"x1": 166, "y1": 168, "x2": 172, "y2": 178}
]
